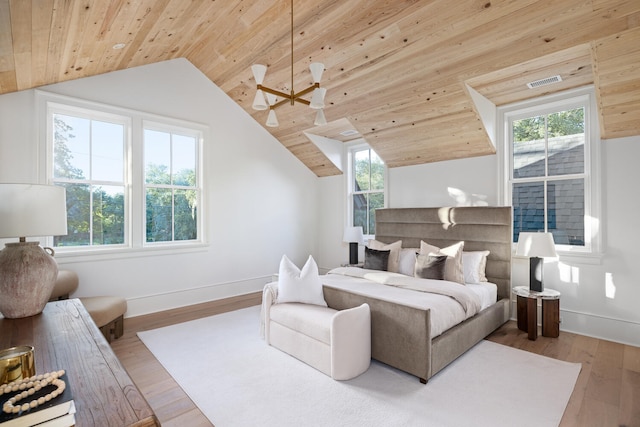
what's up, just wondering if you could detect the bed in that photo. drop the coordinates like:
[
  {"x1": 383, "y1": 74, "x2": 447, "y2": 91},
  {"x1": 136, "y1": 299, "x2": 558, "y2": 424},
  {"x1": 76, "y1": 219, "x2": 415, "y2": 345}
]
[{"x1": 320, "y1": 206, "x2": 512, "y2": 383}]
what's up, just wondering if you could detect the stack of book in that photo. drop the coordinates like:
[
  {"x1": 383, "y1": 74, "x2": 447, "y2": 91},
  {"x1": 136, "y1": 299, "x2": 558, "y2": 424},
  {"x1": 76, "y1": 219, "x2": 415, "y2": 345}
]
[{"x1": 0, "y1": 374, "x2": 75, "y2": 427}]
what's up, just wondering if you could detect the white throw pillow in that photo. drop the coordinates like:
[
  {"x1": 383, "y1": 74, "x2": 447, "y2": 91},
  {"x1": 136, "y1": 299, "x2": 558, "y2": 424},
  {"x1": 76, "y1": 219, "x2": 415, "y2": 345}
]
[
  {"x1": 419, "y1": 240, "x2": 465, "y2": 284},
  {"x1": 368, "y1": 239, "x2": 402, "y2": 273},
  {"x1": 397, "y1": 248, "x2": 419, "y2": 276},
  {"x1": 277, "y1": 255, "x2": 327, "y2": 306},
  {"x1": 462, "y1": 250, "x2": 490, "y2": 283}
]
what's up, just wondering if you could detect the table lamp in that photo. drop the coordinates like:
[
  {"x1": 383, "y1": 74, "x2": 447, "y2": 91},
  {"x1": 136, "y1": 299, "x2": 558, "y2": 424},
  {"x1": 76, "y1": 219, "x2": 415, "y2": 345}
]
[
  {"x1": 343, "y1": 226, "x2": 364, "y2": 265},
  {"x1": 0, "y1": 184, "x2": 68, "y2": 318},
  {"x1": 516, "y1": 232, "x2": 557, "y2": 292}
]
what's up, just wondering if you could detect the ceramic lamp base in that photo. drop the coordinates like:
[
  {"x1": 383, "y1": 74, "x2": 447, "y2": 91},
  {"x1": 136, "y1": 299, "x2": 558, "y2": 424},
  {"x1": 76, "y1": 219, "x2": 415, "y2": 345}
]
[{"x1": 0, "y1": 241, "x2": 58, "y2": 318}]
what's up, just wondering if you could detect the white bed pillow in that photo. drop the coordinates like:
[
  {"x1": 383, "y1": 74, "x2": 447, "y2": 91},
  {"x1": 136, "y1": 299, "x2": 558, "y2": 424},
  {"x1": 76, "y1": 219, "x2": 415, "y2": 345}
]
[
  {"x1": 462, "y1": 250, "x2": 490, "y2": 283},
  {"x1": 397, "y1": 248, "x2": 419, "y2": 276},
  {"x1": 368, "y1": 239, "x2": 402, "y2": 273},
  {"x1": 277, "y1": 255, "x2": 327, "y2": 306},
  {"x1": 419, "y1": 240, "x2": 465, "y2": 284}
]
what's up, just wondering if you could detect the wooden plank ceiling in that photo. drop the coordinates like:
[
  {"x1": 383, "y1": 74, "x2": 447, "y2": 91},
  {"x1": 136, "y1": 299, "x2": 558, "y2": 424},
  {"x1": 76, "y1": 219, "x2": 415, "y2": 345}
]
[{"x1": 1, "y1": 0, "x2": 639, "y2": 177}]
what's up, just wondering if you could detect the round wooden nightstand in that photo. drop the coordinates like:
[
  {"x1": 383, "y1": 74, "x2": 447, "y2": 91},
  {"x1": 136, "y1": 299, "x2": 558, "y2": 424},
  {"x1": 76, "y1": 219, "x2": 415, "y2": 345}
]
[{"x1": 512, "y1": 286, "x2": 561, "y2": 341}]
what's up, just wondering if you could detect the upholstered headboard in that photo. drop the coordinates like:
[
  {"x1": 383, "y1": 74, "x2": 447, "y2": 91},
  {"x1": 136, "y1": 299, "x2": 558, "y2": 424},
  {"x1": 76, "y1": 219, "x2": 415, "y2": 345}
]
[{"x1": 374, "y1": 207, "x2": 512, "y2": 300}]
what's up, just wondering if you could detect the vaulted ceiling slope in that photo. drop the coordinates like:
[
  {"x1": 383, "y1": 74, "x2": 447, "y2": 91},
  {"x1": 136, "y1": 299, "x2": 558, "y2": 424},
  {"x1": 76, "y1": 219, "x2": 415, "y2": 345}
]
[{"x1": 1, "y1": 0, "x2": 639, "y2": 177}]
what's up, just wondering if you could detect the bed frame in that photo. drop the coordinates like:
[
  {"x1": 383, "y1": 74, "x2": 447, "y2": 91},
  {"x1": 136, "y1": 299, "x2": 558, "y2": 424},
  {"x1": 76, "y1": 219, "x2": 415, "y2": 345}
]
[{"x1": 322, "y1": 206, "x2": 512, "y2": 383}]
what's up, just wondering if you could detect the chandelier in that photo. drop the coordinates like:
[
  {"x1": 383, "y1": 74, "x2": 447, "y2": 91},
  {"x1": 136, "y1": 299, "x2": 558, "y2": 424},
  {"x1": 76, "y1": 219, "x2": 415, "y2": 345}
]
[{"x1": 250, "y1": 0, "x2": 327, "y2": 127}]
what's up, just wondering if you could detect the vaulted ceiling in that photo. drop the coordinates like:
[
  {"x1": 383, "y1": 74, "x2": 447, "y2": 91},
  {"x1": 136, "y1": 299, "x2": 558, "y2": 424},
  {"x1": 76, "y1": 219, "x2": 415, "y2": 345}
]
[{"x1": 1, "y1": 0, "x2": 639, "y2": 177}]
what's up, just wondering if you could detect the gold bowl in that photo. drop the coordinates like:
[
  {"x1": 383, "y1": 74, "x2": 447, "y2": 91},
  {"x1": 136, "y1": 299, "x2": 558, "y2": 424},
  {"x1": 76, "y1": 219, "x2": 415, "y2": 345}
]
[{"x1": 0, "y1": 346, "x2": 35, "y2": 385}]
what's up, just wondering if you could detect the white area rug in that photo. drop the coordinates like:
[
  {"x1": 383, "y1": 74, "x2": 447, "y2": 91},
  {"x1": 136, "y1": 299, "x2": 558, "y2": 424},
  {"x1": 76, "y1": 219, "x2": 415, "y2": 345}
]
[{"x1": 138, "y1": 306, "x2": 581, "y2": 427}]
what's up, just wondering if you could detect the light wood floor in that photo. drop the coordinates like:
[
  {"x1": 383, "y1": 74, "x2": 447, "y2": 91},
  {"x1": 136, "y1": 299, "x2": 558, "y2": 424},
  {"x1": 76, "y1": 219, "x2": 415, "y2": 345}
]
[{"x1": 111, "y1": 294, "x2": 640, "y2": 427}]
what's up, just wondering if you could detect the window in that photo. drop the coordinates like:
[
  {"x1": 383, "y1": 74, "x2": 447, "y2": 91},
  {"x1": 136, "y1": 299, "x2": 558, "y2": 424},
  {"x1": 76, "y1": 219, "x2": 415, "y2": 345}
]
[
  {"x1": 51, "y1": 109, "x2": 128, "y2": 247},
  {"x1": 348, "y1": 145, "x2": 386, "y2": 236},
  {"x1": 144, "y1": 124, "x2": 199, "y2": 243},
  {"x1": 43, "y1": 93, "x2": 205, "y2": 254},
  {"x1": 499, "y1": 87, "x2": 601, "y2": 255}
]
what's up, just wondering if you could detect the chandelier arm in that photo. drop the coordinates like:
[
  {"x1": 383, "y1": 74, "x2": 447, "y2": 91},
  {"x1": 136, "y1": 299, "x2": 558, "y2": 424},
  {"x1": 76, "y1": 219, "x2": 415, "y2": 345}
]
[
  {"x1": 271, "y1": 98, "x2": 291, "y2": 109},
  {"x1": 292, "y1": 83, "x2": 319, "y2": 99},
  {"x1": 258, "y1": 85, "x2": 291, "y2": 100},
  {"x1": 293, "y1": 98, "x2": 311, "y2": 106}
]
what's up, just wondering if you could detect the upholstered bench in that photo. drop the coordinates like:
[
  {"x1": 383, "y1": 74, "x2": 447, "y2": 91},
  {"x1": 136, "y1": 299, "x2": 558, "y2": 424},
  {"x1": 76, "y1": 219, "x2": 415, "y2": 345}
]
[
  {"x1": 262, "y1": 282, "x2": 371, "y2": 380},
  {"x1": 50, "y1": 270, "x2": 127, "y2": 343}
]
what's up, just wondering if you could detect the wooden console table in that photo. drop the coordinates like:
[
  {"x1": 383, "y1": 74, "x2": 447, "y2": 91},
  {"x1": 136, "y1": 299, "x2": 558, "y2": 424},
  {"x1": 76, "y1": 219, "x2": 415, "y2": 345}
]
[{"x1": 0, "y1": 299, "x2": 159, "y2": 426}]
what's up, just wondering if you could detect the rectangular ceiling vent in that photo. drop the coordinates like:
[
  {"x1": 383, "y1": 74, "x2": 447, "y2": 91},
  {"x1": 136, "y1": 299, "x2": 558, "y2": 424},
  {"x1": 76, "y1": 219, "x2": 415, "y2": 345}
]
[
  {"x1": 527, "y1": 75, "x2": 563, "y2": 89},
  {"x1": 340, "y1": 129, "x2": 359, "y2": 137}
]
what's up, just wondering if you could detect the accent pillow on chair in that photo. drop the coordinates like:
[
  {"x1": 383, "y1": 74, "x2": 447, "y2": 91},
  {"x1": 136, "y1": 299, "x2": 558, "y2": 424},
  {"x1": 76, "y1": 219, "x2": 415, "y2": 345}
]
[{"x1": 277, "y1": 255, "x2": 327, "y2": 306}]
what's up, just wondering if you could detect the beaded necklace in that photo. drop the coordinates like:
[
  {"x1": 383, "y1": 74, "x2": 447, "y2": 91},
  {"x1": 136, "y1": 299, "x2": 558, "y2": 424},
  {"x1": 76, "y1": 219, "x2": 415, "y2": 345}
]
[{"x1": 0, "y1": 370, "x2": 66, "y2": 415}]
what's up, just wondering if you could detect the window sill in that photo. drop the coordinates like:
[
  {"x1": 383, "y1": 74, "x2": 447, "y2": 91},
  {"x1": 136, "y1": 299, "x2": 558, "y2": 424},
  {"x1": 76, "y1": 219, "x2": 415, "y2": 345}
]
[
  {"x1": 512, "y1": 251, "x2": 603, "y2": 265},
  {"x1": 53, "y1": 242, "x2": 209, "y2": 264}
]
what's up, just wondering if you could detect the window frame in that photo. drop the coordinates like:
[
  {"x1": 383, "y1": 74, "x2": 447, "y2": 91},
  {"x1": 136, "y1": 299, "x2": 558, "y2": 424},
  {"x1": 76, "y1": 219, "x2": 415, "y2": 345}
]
[
  {"x1": 345, "y1": 141, "x2": 388, "y2": 240},
  {"x1": 497, "y1": 86, "x2": 602, "y2": 260},
  {"x1": 38, "y1": 91, "x2": 207, "y2": 260},
  {"x1": 142, "y1": 120, "x2": 203, "y2": 247}
]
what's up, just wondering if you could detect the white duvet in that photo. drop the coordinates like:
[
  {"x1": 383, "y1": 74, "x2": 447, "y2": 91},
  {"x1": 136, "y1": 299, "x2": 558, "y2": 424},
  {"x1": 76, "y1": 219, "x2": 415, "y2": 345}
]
[{"x1": 323, "y1": 267, "x2": 497, "y2": 338}]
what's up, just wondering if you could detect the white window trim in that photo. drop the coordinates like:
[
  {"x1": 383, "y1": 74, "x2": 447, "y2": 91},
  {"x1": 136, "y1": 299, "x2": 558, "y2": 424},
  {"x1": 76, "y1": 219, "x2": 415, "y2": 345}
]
[
  {"x1": 36, "y1": 90, "x2": 208, "y2": 261},
  {"x1": 344, "y1": 140, "x2": 388, "y2": 241},
  {"x1": 497, "y1": 86, "x2": 602, "y2": 263}
]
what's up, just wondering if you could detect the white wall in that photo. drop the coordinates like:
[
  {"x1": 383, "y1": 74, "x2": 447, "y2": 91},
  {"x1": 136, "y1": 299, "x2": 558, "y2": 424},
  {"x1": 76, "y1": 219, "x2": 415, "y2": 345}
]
[
  {"x1": 317, "y1": 137, "x2": 640, "y2": 346},
  {"x1": 0, "y1": 59, "x2": 319, "y2": 316}
]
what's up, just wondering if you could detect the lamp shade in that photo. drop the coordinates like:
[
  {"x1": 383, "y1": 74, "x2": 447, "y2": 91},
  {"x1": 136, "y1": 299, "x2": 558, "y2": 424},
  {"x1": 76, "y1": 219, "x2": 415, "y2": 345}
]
[
  {"x1": 314, "y1": 109, "x2": 327, "y2": 126},
  {"x1": 251, "y1": 64, "x2": 267, "y2": 85},
  {"x1": 309, "y1": 87, "x2": 326, "y2": 109},
  {"x1": 252, "y1": 89, "x2": 268, "y2": 111},
  {"x1": 266, "y1": 109, "x2": 279, "y2": 127},
  {"x1": 309, "y1": 62, "x2": 324, "y2": 83},
  {"x1": 343, "y1": 226, "x2": 364, "y2": 244},
  {"x1": 0, "y1": 184, "x2": 67, "y2": 239},
  {"x1": 516, "y1": 232, "x2": 557, "y2": 258}
]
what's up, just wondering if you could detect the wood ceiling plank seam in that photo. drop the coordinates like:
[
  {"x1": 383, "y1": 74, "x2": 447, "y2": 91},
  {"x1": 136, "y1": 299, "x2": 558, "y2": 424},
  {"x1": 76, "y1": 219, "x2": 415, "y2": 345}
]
[
  {"x1": 0, "y1": 0, "x2": 16, "y2": 77},
  {"x1": 8, "y1": 0, "x2": 31, "y2": 90},
  {"x1": 56, "y1": 0, "x2": 105, "y2": 84},
  {"x1": 194, "y1": 0, "x2": 293, "y2": 80},
  {"x1": 591, "y1": 0, "x2": 640, "y2": 18},
  {"x1": 149, "y1": 0, "x2": 219, "y2": 62},
  {"x1": 161, "y1": 0, "x2": 231, "y2": 61},
  {"x1": 591, "y1": 28, "x2": 640, "y2": 61},
  {"x1": 590, "y1": 40, "x2": 608, "y2": 139},
  {"x1": 597, "y1": 80, "x2": 640, "y2": 101},
  {"x1": 178, "y1": 0, "x2": 253, "y2": 62},
  {"x1": 114, "y1": 0, "x2": 173, "y2": 70},
  {"x1": 44, "y1": 0, "x2": 76, "y2": 86},
  {"x1": 67, "y1": 0, "x2": 119, "y2": 80},
  {"x1": 124, "y1": 0, "x2": 195, "y2": 68},
  {"x1": 30, "y1": 0, "x2": 54, "y2": 88}
]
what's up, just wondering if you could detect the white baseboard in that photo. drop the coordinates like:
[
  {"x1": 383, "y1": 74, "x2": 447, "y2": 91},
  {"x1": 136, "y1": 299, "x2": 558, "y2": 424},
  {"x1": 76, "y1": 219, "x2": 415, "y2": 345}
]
[
  {"x1": 558, "y1": 309, "x2": 640, "y2": 347},
  {"x1": 509, "y1": 300, "x2": 640, "y2": 347},
  {"x1": 124, "y1": 276, "x2": 270, "y2": 318}
]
